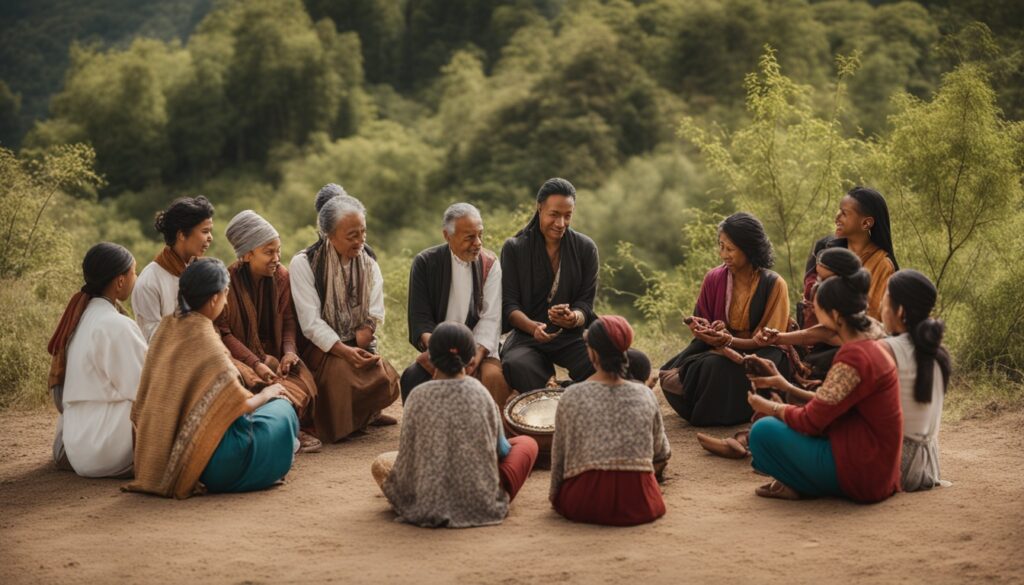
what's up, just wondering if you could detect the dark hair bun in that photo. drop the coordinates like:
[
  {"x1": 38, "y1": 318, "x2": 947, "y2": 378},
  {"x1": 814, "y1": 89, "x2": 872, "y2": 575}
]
[
  {"x1": 154, "y1": 195, "x2": 215, "y2": 246},
  {"x1": 816, "y1": 247, "x2": 861, "y2": 278},
  {"x1": 428, "y1": 322, "x2": 477, "y2": 376},
  {"x1": 845, "y1": 268, "x2": 871, "y2": 295}
]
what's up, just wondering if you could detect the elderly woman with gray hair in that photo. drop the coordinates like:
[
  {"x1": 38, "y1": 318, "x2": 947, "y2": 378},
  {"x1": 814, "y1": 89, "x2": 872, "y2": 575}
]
[
  {"x1": 289, "y1": 193, "x2": 400, "y2": 442},
  {"x1": 400, "y1": 203, "x2": 509, "y2": 406},
  {"x1": 215, "y1": 210, "x2": 322, "y2": 453}
]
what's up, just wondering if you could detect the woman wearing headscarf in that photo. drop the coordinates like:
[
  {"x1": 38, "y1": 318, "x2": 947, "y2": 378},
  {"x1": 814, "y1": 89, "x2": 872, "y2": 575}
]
[
  {"x1": 216, "y1": 210, "x2": 321, "y2": 453},
  {"x1": 127, "y1": 258, "x2": 299, "y2": 498},
  {"x1": 879, "y1": 270, "x2": 951, "y2": 491},
  {"x1": 550, "y1": 316, "x2": 671, "y2": 526},
  {"x1": 132, "y1": 196, "x2": 215, "y2": 341},
  {"x1": 658, "y1": 212, "x2": 791, "y2": 426},
  {"x1": 500, "y1": 178, "x2": 599, "y2": 393},
  {"x1": 289, "y1": 194, "x2": 400, "y2": 443},
  {"x1": 745, "y1": 269, "x2": 902, "y2": 503},
  {"x1": 371, "y1": 322, "x2": 539, "y2": 528},
  {"x1": 47, "y1": 243, "x2": 147, "y2": 477}
]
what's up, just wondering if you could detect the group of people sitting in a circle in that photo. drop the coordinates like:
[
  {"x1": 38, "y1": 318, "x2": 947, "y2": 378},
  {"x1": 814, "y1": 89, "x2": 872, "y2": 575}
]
[{"x1": 46, "y1": 177, "x2": 947, "y2": 527}]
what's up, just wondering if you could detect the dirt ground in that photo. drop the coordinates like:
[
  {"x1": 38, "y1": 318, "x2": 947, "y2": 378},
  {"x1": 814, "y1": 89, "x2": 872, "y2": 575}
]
[{"x1": 1, "y1": 399, "x2": 1022, "y2": 585}]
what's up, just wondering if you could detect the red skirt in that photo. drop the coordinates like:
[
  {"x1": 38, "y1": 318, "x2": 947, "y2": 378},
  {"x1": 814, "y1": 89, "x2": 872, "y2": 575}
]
[{"x1": 554, "y1": 470, "x2": 665, "y2": 526}]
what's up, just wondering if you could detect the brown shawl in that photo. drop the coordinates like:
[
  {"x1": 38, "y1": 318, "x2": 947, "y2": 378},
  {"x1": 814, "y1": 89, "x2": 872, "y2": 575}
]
[
  {"x1": 216, "y1": 263, "x2": 316, "y2": 415},
  {"x1": 124, "y1": 312, "x2": 251, "y2": 499},
  {"x1": 154, "y1": 246, "x2": 188, "y2": 277},
  {"x1": 216, "y1": 262, "x2": 292, "y2": 366},
  {"x1": 46, "y1": 292, "x2": 92, "y2": 392}
]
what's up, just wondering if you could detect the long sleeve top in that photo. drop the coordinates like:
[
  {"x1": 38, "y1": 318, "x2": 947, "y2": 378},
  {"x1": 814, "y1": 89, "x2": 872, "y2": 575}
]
[
  {"x1": 130, "y1": 262, "x2": 179, "y2": 342},
  {"x1": 501, "y1": 227, "x2": 598, "y2": 334},
  {"x1": 288, "y1": 251, "x2": 384, "y2": 353},
  {"x1": 549, "y1": 380, "x2": 671, "y2": 500},
  {"x1": 783, "y1": 339, "x2": 903, "y2": 503},
  {"x1": 62, "y1": 298, "x2": 148, "y2": 477},
  {"x1": 407, "y1": 244, "x2": 501, "y2": 355}
]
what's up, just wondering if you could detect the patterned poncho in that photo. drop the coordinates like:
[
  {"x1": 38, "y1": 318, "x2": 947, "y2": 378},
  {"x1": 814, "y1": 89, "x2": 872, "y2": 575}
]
[
  {"x1": 382, "y1": 377, "x2": 510, "y2": 528},
  {"x1": 549, "y1": 380, "x2": 672, "y2": 500}
]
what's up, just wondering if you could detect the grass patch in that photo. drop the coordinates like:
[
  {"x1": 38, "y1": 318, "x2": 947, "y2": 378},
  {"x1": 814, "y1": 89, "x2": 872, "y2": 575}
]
[{"x1": 943, "y1": 368, "x2": 1024, "y2": 423}]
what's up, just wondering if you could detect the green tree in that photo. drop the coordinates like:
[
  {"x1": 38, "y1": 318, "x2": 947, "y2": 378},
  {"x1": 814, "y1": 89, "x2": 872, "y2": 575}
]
[
  {"x1": 0, "y1": 80, "x2": 20, "y2": 148},
  {"x1": 679, "y1": 46, "x2": 866, "y2": 288},
  {"x1": 0, "y1": 144, "x2": 104, "y2": 279},
  {"x1": 874, "y1": 63, "x2": 1024, "y2": 313},
  {"x1": 28, "y1": 39, "x2": 188, "y2": 192}
]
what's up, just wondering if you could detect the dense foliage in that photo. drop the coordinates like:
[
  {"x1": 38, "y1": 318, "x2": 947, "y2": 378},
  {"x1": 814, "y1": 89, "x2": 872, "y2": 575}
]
[{"x1": 1, "y1": 0, "x2": 1023, "y2": 407}]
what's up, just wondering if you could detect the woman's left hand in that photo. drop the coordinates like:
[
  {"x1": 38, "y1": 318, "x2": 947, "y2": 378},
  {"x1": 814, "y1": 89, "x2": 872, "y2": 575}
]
[
  {"x1": 278, "y1": 352, "x2": 300, "y2": 376},
  {"x1": 747, "y1": 374, "x2": 787, "y2": 391},
  {"x1": 748, "y1": 390, "x2": 780, "y2": 416}
]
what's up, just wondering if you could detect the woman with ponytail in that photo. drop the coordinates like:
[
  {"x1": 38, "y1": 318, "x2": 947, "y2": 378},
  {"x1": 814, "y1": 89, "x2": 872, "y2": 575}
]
[
  {"x1": 127, "y1": 259, "x2": 299, "y2": 497},
  {"x1": 550, "y1": 316, "x2": 672, "y2": 526},
  {"x1": 744, "y1": 269, "x2": 903, "y2": 503},
  {"x1": 47, "y1": 243, "x2": 147, "y2": 477},
  {"x1": 371, "y1": 322, "x2": 539, "y2": 527},
  {"x1": 880, "y1": 270, "x2": 951, "y2": 491}
]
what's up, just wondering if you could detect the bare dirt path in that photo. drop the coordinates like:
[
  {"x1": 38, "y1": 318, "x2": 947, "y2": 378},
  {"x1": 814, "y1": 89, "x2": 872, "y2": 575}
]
[{"x1": 2, "y1": 401, "x2": 1021, "y2": 585}]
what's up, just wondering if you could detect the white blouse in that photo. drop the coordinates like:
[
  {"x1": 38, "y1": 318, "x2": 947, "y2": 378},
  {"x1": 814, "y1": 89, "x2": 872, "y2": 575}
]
[
  {"x1": 289, "y1": 250, "x2": 385, "y2": 352},
  {"x1": 131, "y1": 262, "x2": 179, "y2": 342},
  {"x1": 885, "y1": 333, "x2": 944, "y2": 442},
  {"x1": 445, "y1": 251, "x2": 502, "y2": 356},
  {"x1": 62, "y1": 298, "x2": 148, "y2": 477}
]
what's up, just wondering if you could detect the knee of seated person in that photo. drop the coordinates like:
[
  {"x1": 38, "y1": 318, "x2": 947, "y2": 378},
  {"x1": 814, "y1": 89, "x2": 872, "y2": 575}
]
[
  {"x1": 749, "y1": 416, "x2": 786, "y2": 448},
  {"x1": 509, "y1": 435, "x2": 539, "y2": 454}
]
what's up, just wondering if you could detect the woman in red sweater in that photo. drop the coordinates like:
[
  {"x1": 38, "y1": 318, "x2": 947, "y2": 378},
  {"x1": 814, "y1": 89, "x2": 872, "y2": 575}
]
[{"x1": 744, "y1": 268, "x2": 902, "y2": 503}]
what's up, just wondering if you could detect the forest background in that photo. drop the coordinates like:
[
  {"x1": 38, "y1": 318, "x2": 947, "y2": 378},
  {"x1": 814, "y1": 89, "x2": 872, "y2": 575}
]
[{"x1": 0, "y1": 0, "x2": 1022, "y2": 413}]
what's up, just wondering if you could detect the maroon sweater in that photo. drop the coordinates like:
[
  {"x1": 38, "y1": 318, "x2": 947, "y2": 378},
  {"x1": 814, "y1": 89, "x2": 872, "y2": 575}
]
[{"x1": 784, "y1": 339, "x2": 903, "y2": 503}]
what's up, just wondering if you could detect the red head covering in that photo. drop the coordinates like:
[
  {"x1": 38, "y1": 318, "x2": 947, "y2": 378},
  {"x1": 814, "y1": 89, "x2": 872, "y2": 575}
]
[{"x1": 598, "y1": 315, "x2": 633, "y2": 353}]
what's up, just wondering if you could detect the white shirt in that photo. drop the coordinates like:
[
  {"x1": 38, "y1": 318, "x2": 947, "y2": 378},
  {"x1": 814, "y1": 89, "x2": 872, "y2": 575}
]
[
  {"x1": 444, "y1": 252, "x2": 501, "y2": 356},
  {"x1": 131, "y1": 262, "x2": 179, "y2": 342},
  {"x1": 62, "y1": 298, "x2": 148, "y2": 477},
  {"x1": 885, "y1": 333, "x2": 944, "y2": 442},
  {"x1": 289, "y1": 250, "x2": 385, "y2": 352}
]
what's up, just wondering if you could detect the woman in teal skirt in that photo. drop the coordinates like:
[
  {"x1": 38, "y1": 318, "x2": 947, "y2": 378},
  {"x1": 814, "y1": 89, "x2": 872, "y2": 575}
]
[{"x1": 128, "y1": 258, "x2": 299, "y2": 498}]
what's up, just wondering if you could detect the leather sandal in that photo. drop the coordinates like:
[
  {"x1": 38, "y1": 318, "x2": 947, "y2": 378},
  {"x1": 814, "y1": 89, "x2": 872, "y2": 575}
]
[
  {"x1": 696, "y1": 432, "x2": 749, "y2": 459},
  {"x1": 755, "y1": 480, "x2": 802, "y2": 500}
]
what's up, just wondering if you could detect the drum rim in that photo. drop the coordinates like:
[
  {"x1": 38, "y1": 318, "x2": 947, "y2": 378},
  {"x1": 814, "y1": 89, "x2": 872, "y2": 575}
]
[{"x1": 503, "y1": 388, "x2": 563, "y2": 435}]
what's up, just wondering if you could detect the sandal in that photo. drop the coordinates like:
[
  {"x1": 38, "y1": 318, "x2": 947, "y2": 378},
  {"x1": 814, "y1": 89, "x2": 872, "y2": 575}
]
[
  {"x1": 696, "y1": 432, "x2": 749, "y2": 459},
  {"x1": 369, "y1": 413, "x2": 398, "y2": 426},
  {"x1": 754, "y1": 480, "x2": 801, "y2": 500},
  {"x1": 299, "y1": 431, "x2": 322, "y2": 453}
]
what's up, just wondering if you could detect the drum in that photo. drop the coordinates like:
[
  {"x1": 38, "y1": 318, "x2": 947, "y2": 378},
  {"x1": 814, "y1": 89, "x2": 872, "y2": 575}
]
[{"x1": 503, "y1": 388, "x2": 563, "y2": 465}]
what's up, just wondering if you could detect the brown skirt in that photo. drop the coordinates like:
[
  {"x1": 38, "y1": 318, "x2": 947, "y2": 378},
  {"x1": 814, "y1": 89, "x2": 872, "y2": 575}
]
[
  {"x1": 232, "y1": 356, "x2": 318, "y2": 427},
  {"x1": 303, "y1": 345, "x2": 400, "y2": 443}
]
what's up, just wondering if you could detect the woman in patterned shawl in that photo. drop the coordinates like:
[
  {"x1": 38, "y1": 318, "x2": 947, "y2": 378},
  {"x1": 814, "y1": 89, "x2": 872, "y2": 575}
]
[
  {"x1": 371, "y1": 322, "x2": 539, "y2": 528},
  {"x1": 550, "y1": 316, "x2": 671, "y2": 526},
  {"x1": 289, "y1": 194, "x2": 400, "y2": 442}
]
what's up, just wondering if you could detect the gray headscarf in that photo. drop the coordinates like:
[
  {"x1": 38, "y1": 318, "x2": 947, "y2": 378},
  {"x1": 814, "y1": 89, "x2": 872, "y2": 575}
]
[{"x1": 225, "y1": 210, "x2": 280, "y2": 258}]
